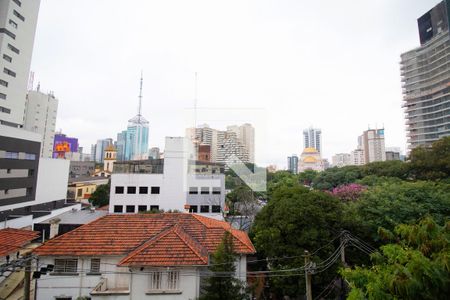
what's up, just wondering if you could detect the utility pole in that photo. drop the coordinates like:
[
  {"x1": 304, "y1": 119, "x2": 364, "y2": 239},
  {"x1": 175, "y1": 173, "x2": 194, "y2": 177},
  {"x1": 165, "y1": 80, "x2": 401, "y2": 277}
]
[
  {"x1": 340, "y1": 232, "x2": 347, "y2": 267},
  {"x1": 24, "y1": 256, "x2": 31, "y2": 300},
  {"x1": 304, "y1": 250, "x2": 313, "y2": 300}
]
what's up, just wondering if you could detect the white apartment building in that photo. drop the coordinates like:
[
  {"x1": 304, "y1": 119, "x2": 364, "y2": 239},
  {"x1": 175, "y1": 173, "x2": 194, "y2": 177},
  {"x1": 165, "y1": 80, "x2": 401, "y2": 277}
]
[
  {"x1": 227, "y1": 123, "x2": 255, "y2": 163},
  {"x1": 350, "y1": 149, "x2": 365, "y2": 166},
  {"x1": 186, "y1": 123, "x2": 255, "y2": 165},
  {"x1": 0, "y1": 0, "x2": 41, "y2": 127},
  {"x1": 358, "y1": 129, "x2": 386, "y2": 163},
  {"x1": 332, "y1": 153, "x2": 351, "y2": 167},
  {"x1": 23, "y1": 88, "x2": 58, "y2": 158},
  {"x1": 109, "y1": 137, "x2": 226, "y2": 219}
]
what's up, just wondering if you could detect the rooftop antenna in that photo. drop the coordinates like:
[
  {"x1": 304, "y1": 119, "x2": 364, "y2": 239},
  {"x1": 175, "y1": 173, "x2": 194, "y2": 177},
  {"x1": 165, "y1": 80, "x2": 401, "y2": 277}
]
[
  {"x1": 194, "y1": 72, "x2": 198, "y2": 129},
  {"x1": 138, "y1": 71, "x2": 143, "y2": 122}
]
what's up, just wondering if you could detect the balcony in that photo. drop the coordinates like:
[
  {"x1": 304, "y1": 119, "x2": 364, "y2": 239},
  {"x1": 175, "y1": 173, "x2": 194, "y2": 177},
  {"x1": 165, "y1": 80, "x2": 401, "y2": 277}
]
[{"x1": 91, "y1": 277, "x2": 129, "y2": 297}]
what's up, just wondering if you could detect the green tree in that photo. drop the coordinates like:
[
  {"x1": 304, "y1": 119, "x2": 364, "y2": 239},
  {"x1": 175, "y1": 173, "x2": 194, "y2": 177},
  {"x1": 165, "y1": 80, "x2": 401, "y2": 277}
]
[
  {"x1": 251, "y1": 185, "x2": 345, "y2": 297},
  {"x1": 350, "y1": 180, "x2": 450, "y2": 241},
  {"x1": 341, "y1": 217, "x2": 450, "y2": 300},
  {"x1": 200, "y1": 231, "x2": 247, "y2": 300},
  {"x1": 88, "y1": 183, "x2": 110, "y2": 207},
  {"x1": 409, "y1": 136, "x2": 450, "y2": 180}
]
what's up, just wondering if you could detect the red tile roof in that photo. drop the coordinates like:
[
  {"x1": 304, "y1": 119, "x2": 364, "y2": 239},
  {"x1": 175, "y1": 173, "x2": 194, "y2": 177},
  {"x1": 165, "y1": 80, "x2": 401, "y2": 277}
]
[
  {"x1": 34, "y1": 213, "x2": 255, "y2": 266},
  {"x1": 0, "y1": 228, "x2": 40, "y2": 256}
]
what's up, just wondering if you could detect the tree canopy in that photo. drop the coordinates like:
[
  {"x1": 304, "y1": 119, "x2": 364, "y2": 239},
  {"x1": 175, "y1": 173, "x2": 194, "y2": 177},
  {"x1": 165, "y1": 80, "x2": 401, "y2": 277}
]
[
  {"x1": 341, "y1": 217, "x2": 450, "y2": 300},
  {"x1": 88, "y1": 183, "x2": 110, "y2": 207}
]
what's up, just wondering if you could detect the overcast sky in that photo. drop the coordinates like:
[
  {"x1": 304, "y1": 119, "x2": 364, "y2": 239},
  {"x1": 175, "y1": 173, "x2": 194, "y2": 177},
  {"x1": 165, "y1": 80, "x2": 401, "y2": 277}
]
[{"x1": 30, "y1": 0, "x2": 439, "y2": 168}]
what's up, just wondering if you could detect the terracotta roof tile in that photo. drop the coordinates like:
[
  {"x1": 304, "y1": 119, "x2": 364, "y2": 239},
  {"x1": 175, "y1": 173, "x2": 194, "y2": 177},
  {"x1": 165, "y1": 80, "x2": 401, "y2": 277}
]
[
  {"x1": 0, "y1": 228, "x2": 40, "y2": 256},
  {"x1": 34, "y1": 213, "x2": 255, "y2": 266}
]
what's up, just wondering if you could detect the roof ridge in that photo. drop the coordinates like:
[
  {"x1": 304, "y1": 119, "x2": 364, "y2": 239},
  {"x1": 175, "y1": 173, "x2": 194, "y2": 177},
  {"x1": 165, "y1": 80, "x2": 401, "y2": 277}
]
[
  {"x1": 118, "y1": 223, "x2": 175, "y2": 266},
  {"x1": 172, "y1": 224, "x2": 208, "y2": 264}
]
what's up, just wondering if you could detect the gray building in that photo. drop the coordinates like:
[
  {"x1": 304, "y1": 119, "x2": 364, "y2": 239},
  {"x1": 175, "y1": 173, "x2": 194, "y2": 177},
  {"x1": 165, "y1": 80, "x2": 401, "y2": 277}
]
[
  {"x1": 69, "y1": 161, "x2": 95, "y2": 178},
  {"x1": 401, "y1": 0, "x2": 450, "y2": 150},
  {"x1": 287, "y1": 155, "x2": 298, "y2": 174}
]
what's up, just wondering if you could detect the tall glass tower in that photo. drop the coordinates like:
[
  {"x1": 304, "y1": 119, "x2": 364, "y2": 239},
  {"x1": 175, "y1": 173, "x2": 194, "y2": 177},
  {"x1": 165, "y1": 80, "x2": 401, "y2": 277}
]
[{"x1": 120, "y1": 74, "x2": 149, "y2": 161}]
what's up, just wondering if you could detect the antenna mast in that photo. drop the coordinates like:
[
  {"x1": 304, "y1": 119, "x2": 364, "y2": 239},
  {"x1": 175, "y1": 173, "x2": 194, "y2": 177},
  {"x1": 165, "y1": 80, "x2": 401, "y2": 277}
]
[
  {"x1": 138, "y1": 71, "x2": 143, "y2": 120},
  {"x1": 194, "y1": 72, "x2": 198, "y2": 129}
]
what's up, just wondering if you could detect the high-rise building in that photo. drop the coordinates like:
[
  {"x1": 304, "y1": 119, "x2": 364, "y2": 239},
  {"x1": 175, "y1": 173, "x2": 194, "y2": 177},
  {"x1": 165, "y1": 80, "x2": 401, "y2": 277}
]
[
  {"x1": 186, "y1": 123, "x2": 254, "y2": 164},
  {"x1": 0, "y1": 0, "x2": 41, "y2": 127},
  {"x1": 287, "y1": 155, "x2": 299, "y2": 174},
  {"x1": 94, "y1": 138, "x2": 113, "y2": 163},
  {"x1": 117, "y1": 75, "x2": 149, "y2": 161},
  {"x1": 23, "y1": 87, "x2": 58, "y2": 158},
  {"x1": 227, "y1": 123, "x2": 255, "y2": 163},
  {"x1": 401, "y1": 1, "x2": 450, "y2": 150},
  {"x1": 332, "y1": 153, "x2": 351, "y2": 168},
  {"x1": 303, "y1": 127, "x2": 322, "y2": 153},
  {"x1": 358, "y1": 129, "x2": 386, "y2": 163},
  {"x1": 186, "y1": 124, "x2": 218, "y2": 161},
  {"x1": 216, "y1": 130, "x2": 249, "y2": 165}
]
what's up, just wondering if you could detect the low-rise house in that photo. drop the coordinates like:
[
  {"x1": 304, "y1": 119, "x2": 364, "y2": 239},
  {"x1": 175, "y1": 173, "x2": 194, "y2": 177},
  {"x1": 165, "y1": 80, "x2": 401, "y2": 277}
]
[
  {"x1": 67, "y1": 176, "x2": 109, "y2": 203},
  {"x1": 34, "y1": 213, "x2": 255, "y2": 300}
]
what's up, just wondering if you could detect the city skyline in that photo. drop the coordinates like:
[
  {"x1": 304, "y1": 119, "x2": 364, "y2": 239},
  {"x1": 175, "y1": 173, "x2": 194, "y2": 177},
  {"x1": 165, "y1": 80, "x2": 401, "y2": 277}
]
[{"x1": 29, "y1": 0, "x2": 440, "y2": 167}]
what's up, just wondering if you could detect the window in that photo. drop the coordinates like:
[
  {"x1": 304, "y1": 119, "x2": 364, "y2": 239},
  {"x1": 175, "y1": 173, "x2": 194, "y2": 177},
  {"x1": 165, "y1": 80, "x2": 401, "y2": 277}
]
[
  {"x1": 24, "y1": 153, "x2": 36, "y2": 160},
  {"x1": 77, "y1": 189, "x2": 82, "y2": 197},
  {"x1": 0, "y1": 28, "x2": 15, "y2": 39},
  {"x1": 115, "y1": 186, "x2": 124, "y2": 194},
  {"x1": 13, "y1": 10, "x2": 25, "y2": 22},
  {"x1": 212, "y1": 205, "x2": 221, "y2": 213},
  {"x1": 5, "y1": 151, "x2": 18, "y2": 159},
  {"x1": 55, "y1": 297, "x2": 72, "y2": 300},
  {"x1": 150, "y1": 271, "x2": 162, "y2": 290},
  {"x1": 167, "y1": 271, "x2": 179, "y2": 290},
  {"x1": 189, "y1": 187, "x2": 198, "y2": 194},
  {"x1": 150, "y1": 205, "x2": 159, "y2": 212},
  {"x1": 138, "y1": 205, "x2": 147, "y2": 212},
  {"x1": 200, "y1": 187, "x2": 209, "y2": 195},
  {"x1": 0, "y1": 79, "x2": 8, "y2": 87},
  {"x1": 3, "y1": 54, "x2": 12, "y2": 63},
  {"x1": 114, "y1": 205, "x2": 123, "y2": 213},
  {"x1": 189, "y1": 205, "x2": 198, "y2": 213},
  {"x1": 4, "y1": 68, "x2": 16, "y2": 77},
  {"x1": 0, "y1": 93, "x2": 6, "y2": 100},
  {"x1": 0, "y1": 106, "x2": 11, "y2": 114},
  {"x1": 126, "y1": 205, "x2": 135, "y2": 213},
  {"x1": 6, "y1": 169, "x2": 11, "y2": 174},
  {"x1": 12, "y1": 0, "x2": 21, "y2": 7},
  {"x1": 212, "y1": 187, "x2": 221, "y2": 195},
  {"x1": 127, "y1": 186, "x2": 136, "y2": 194},
  {"x1": 54, "y1": 258, "x2": 78, "y2": 274},
  {"x1": 139, "y1": 186, "x2": 148, "y2": 194},
  {"x1": 150, "y1": 186, "x2": 160, "y2": 194},
  {"x1": 89, "y1": 258, "x2": 101, "y2": 274},
  {"x1": 200, "y1": 205, "x2": 210, "y2": 213},
  {"x1": 7, "y1": 44, "x2": 19, "y2": 54}
]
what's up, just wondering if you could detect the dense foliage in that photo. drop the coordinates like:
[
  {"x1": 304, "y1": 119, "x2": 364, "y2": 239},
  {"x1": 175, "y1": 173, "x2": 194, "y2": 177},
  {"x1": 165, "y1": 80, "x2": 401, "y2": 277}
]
[{"x1": 341, "y1": 217, "x2": 450, "y2": 300}]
